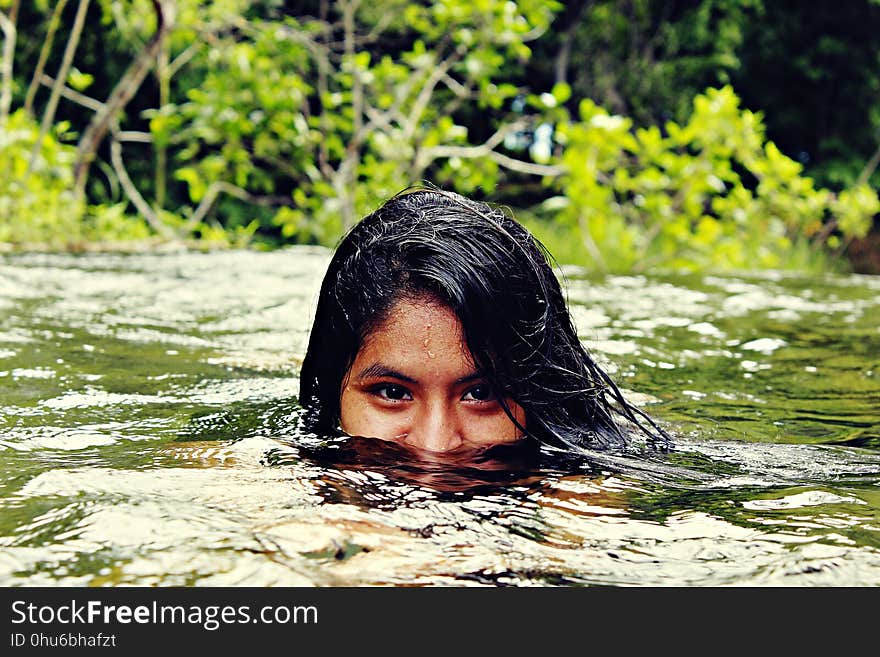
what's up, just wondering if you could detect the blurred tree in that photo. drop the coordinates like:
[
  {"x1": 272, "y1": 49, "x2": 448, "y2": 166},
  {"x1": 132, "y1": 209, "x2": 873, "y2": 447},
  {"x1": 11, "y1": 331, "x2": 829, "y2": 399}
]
[
  {"x1": 2, "y1": 0, "x2": 877, "y2": 272},
  {"x1": 525, "y1": 0, "x2": 763, "y2": 127},
  {"x1": 540, "y1": 86, "x2": 878, "y2": 272},
  {"x1": 732, "y1": 0, "x2": 880, "y2": 190},
  {"x1": 0, "y1": 0, "x2": 19, "y2": 121},
  {"x1": 156, "y1": 0, "x2": 561, "y2": 242},
  {"x1": 72, "y1": 0, "x2": 173, "y2": 196}
]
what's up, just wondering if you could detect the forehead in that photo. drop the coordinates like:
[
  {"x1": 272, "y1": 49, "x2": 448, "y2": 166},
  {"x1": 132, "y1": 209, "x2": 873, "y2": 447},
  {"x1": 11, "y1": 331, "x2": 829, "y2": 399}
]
[
  {"x1": 355, "y1": 297, "x2": 476, "y2": 373},
  {"x1": 381, "y1": 295, "x2": 458, "y2": 329}
]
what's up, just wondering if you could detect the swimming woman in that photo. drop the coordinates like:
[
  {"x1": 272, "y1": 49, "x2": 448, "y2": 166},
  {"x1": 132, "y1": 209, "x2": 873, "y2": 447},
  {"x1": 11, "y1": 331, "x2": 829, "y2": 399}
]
[{"x1": 298, "y1": 188, "x2": 670, "y2": 458}]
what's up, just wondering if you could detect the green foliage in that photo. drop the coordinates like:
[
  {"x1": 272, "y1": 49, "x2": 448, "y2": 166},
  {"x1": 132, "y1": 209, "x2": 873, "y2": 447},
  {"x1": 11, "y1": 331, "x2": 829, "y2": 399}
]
[
  {"x1": 161, "y1": 0, "x2": 560, "y2": 243},
  {"x1": 527, "y1": 0, "x2": 764, "y2": 127},
  {"x1": 0, "y1": 109, "x2": 83, "y2": 245},
  {"x1": 0, "y1": 110, "x2": 149, "y2": 246},
  {"x1": 2, "y1": 0, "x2": 877, "y2": 273},
  {"x1": 95, "y1": 0, "x2": 255, "y2": 46},
  {"x1": 732, "y1": 0, "x2": 880, "y2": 190},
  {"x1": 549, "y1": 86, "x2": 879, "y2": 273}
]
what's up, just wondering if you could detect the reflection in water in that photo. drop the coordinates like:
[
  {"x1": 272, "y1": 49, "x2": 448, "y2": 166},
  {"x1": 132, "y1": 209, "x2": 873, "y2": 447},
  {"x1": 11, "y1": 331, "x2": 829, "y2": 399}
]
[
  {"x1": 1, "y1": 250, "x2": 879, "y2": 585},
  {"x1": 281, "y1": 435, "x2": 547, "y2": 496}
]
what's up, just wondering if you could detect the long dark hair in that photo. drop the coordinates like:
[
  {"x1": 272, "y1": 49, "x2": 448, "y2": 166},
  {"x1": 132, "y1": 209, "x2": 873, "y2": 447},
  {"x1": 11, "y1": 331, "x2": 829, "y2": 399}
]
[{"x1": 298, "y1": 188, "x2": 671, "y2": 452}]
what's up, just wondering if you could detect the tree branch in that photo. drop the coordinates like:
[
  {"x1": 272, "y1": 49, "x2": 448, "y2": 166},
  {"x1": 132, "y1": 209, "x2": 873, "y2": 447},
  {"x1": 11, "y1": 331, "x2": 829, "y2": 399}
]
[
  {"x1": 167, "y1": 40, "x2": 201, "y2": 78},
  {"x1": 338, "y1": 1, "x2": 364, "y2": 228},
  {"x1": 24, "y1": 0, "x2": 68, "y2": 117},
  {"x1": 577, "y1": 210, "x2": 607, "y2": 272},
  {"x1": 182, "y1": 182, "x2": 288, "y2": 232},
  {"x1": 856, "y1": 140, "x2": 880, "y2": 187},
  {"x1": 419, "y1": 119, "x2": 520, "y2": 160},
  {"x1": 486, "y1": 150, "x2": 564, "y2": 177},
  {"x1": 553, "y1": 0, "x2": 589, "y2": 86},
  {"x1": 418, "y1": 120, "x2": 564, "y2": 177},
  {"x1": 440, "y1": 71, "x2": 469, "y2": 98},
  {"x1": 38, "y1": 77, "x2": 153, "y2": 140},
  {"x1": 28, "y1": 0, "x2": 90, "y2": 175},
  {"x1": 116, "y1": 130, "x2": 152, "y2": 143},
  {"x1": 403, "y1": 44, "x2": 463, "y2": 140},
  {"x1": 109, "y1": 130, "x2": 173, "y2": 237},
  {"x1": 74, "y1": 0, "x2": 174, "y2": 196},
  {"x1": 40, "y1": 73, "x2": 103, "y2": 111},
  {"x1": 41, "y1": 0, "x2": 83, "y2": 114},
  {"x1": 359, "y1": 12, "x2": 394, "y2": 44},
  {"x1": 273, "y1": 14, "x2": 334, "y2": 177},
  {"x1": 0, "y1": 0, "x2": 20, "y2": 121}
]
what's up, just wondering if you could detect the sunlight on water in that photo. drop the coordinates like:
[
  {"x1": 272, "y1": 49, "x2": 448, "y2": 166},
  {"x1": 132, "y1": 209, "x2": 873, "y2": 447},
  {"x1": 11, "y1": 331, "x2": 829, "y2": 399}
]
[{"x1": 1, "y1": 249, "x2": 879, "y2": 586}]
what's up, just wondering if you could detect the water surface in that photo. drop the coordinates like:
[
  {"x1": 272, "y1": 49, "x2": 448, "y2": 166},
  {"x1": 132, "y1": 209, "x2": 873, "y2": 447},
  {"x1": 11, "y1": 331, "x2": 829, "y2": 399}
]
[{"x1": 1, "y1": 249, "x2": 878, "y2": 586}]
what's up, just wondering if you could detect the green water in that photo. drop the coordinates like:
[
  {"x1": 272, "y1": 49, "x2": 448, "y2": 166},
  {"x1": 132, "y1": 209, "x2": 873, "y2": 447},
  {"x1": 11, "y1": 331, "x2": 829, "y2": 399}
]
[{"x1": 1, "y1": 249, "x2": 878, "y2": 586}]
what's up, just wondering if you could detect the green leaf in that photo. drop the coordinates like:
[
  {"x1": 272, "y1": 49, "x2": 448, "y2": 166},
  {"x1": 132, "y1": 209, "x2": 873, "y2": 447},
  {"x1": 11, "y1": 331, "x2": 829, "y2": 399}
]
[
  {"x1": 551, "y1": 81, "x2": 571, "y2": 104},
  {"x1": 67, "y1": 68, "x2": 94, "y2": 92}
]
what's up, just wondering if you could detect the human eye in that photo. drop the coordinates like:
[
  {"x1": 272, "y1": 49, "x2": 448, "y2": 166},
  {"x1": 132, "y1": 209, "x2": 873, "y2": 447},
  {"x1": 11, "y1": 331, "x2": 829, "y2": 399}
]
[
  {"x1": 461, "y1": 383, "x2": 494, "y2": 403},
  {"x1": 369, "y1": 383, "x2": 413, "y2": 402}
]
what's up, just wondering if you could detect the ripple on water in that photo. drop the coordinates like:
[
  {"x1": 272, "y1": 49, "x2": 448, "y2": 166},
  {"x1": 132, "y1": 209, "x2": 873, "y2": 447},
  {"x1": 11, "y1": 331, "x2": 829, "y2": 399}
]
[
  {"x1": 2, "y1": 252, "x2": 880, "y2": 586},
  {"x1": 36, "y1": 376, "x2": 297, "y2": 410},
  {"x1": 1, "y1": 432, "x2": 879, "y2": 586},
  {"x1": 0, "y1": 427, "x2": 118, "y2": 452},
  {"x1": 741, "y1": 491, "x2": 868, "y2": 511}
]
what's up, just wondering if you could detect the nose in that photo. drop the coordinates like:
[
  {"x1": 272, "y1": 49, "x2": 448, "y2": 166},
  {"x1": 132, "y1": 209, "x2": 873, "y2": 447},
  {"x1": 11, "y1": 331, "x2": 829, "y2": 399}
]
[{"x1": 403, "y1": 402, "x2": 464, "y2": 453}]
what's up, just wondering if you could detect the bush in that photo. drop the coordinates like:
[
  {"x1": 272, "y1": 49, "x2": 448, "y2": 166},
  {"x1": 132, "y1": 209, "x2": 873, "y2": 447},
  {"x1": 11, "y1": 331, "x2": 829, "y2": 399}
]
[
  {"x1": 0, "y1": 110, "x2": 149, "y2": 248},
  {"x1": 548, "y1": 86, "x2": 879, "y2": 272},
  {"x1": 0, "y1": 110, "x2": 85, "y2": 245}
]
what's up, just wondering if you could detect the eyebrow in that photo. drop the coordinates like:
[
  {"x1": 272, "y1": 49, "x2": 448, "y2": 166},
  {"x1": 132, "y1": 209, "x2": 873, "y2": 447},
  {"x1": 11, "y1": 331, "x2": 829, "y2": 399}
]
[{"x1": 354, "y1": 362, "x2": 483, "y2": 385}]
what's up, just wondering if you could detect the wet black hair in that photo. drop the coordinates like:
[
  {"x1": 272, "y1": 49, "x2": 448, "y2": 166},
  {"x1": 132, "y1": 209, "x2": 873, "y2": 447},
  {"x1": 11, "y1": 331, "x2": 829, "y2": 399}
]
[{"x1": 298, "y1": 188, "x2": 671, "y2": 452}]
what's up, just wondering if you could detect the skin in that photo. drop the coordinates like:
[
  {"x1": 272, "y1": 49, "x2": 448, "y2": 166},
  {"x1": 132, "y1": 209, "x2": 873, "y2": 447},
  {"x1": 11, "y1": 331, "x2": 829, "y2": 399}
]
[{"x1": 339, "y1": 296, "x2": 526, "y2": 454}]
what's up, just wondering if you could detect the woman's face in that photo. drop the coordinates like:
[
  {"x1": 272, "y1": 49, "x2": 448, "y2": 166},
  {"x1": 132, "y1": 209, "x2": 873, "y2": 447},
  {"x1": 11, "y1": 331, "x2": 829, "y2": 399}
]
[{"x1": 339, "y1": 296, "x2": 526, "y2": 453}]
